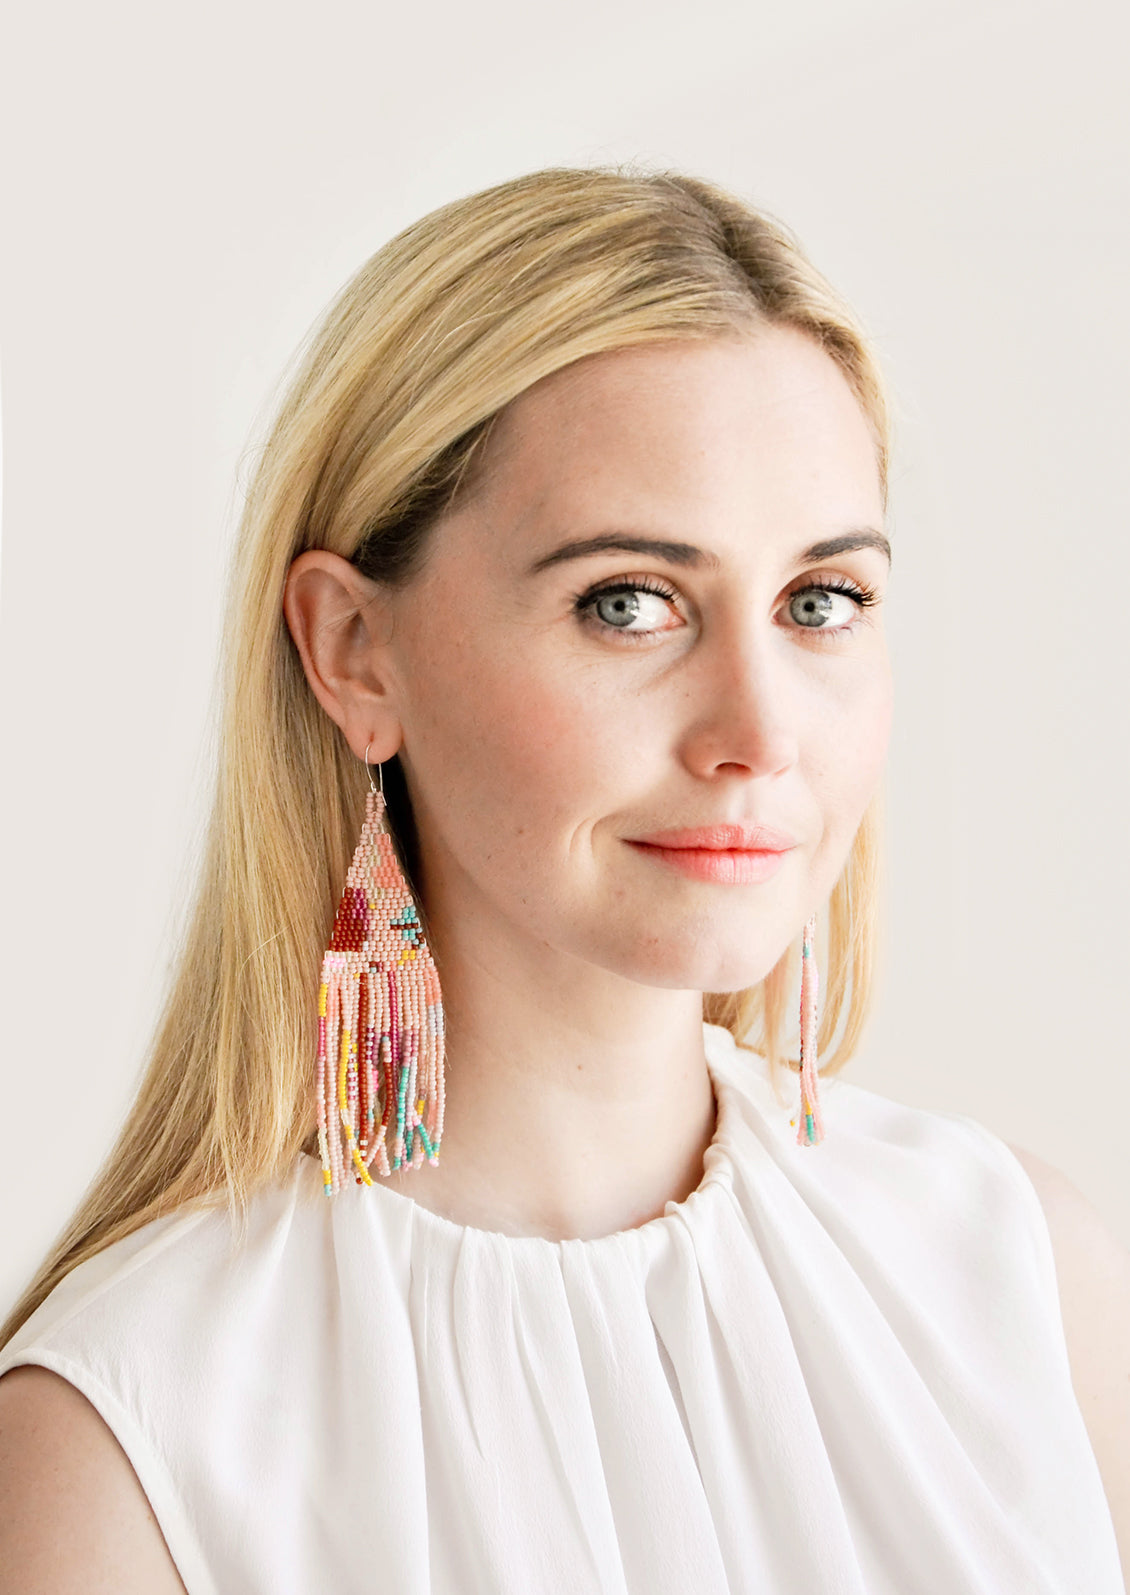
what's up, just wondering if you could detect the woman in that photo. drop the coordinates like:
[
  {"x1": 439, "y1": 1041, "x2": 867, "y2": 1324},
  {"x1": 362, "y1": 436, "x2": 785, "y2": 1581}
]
[{"x1": 0, "y1": 167, "x2": 1126, "y2": 1593}]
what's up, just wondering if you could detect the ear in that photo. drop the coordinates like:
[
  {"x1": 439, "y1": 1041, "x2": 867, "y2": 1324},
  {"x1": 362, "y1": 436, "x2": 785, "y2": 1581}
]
[{"x1": 282, "y1": 549, "x2": 403, "y2": 763}]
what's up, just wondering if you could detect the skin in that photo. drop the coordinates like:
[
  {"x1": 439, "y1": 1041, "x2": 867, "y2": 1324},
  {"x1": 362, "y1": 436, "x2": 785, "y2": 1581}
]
[
  {"x1": 0, "y1": 1366, "x2": 187, "y2": 1591},
  {"x1": 1, "y1": 327, "x2": 1125, "y2": 1589}
]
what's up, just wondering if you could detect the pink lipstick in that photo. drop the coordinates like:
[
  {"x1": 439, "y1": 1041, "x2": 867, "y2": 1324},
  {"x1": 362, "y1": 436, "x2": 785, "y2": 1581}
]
[{"x1": 625, "y1": 824, "x2": 796, "y2": 885}]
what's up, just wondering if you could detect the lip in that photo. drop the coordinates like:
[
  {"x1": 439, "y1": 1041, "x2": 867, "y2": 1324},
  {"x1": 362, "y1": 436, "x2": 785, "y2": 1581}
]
[
  {"x1": 628, "y1": 824, "x2": 797, "y2": 852},
  {"x1": 625, "y1": 840, "x2": 790, "y2": 885},
  {"x1": 624, "y1": 824, "x2": 797, "y2": 886}
]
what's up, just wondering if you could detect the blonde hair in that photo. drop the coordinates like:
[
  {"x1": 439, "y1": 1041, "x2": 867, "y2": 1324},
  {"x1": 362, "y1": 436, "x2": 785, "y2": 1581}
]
[{"x1": 3, "y1": 166, "x2": 890, "y2": 1348}]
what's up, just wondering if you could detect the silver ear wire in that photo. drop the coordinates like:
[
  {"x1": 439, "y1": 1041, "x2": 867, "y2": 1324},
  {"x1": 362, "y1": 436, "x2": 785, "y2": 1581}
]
[{"x1": 363, "y1": 740, "x2": 385, "y2": 801}]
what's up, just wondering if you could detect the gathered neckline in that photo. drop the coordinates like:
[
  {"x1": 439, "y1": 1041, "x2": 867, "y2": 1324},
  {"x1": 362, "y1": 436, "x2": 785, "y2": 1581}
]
[{"x1": 298, "y1": 1023, "x2": 763, "y2": 1253}]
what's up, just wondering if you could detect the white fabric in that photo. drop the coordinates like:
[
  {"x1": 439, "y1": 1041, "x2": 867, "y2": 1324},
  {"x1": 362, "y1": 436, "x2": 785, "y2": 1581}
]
[{"x1": 1, "y1": 1022, "x2": 1122, "y2": 1594}]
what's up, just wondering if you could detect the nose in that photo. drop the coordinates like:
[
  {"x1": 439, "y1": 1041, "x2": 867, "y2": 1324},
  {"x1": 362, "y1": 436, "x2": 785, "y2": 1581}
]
[{"x1": 676, "y1": 620, "x2": 800, "y2": 784}]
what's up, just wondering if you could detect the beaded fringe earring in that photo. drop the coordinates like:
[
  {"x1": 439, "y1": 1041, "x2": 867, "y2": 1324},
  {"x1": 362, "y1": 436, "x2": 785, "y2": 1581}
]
[
  {"x1": 794, "y1": 912, "x2": 826, "y2": 1146},
  {"x1": 316, "y1": 746, "x2": 446, "y2": 1195}
]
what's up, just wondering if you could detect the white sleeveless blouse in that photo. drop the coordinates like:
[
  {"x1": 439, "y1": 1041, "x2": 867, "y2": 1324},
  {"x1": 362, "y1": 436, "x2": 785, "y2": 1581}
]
[{"x1": 1, "y1": 1023, "x2": 1122, "y2": 1593}]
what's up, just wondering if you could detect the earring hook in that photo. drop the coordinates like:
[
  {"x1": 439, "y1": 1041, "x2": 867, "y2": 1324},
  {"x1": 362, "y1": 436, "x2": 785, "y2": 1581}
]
[{"x1": 363, "y1": 740, "x2": 384, "y2": 801}]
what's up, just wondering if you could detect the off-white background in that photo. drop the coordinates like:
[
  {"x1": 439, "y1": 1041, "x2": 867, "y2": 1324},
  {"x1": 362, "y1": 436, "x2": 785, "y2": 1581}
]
[{"x1": 1, "y1": 0, "x2": 1127, "y2": 1315}]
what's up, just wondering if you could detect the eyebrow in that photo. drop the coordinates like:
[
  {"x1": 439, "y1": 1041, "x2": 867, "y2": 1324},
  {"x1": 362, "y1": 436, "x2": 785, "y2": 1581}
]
[{"x1": 527, "y1": 529, "x2": 892, "y2": 575}]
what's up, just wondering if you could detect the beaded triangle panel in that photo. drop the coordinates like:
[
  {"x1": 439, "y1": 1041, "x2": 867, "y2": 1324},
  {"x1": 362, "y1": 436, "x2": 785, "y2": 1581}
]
[{"x1": 316, "y1": 788, "x2": 445, "y2": 1194}]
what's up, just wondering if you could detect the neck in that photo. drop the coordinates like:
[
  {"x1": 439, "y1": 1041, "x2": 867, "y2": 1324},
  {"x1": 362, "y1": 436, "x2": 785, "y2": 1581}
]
[{"x1": 380, "y1": 909, "x2": 717, "y2": 1241}]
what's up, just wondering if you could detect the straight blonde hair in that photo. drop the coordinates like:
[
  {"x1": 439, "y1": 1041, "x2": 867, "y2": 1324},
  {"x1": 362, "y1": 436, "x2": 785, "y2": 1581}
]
[{"x1": 3, "y1": 166, "x2": 891, "y2": 1348}]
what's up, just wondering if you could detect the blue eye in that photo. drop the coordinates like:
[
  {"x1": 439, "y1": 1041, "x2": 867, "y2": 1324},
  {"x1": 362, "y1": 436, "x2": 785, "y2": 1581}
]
[
  {"x1": 787, "y1": 579, "x2": 878, "y2": 638},
  {"x1": 575, "y1": 579, "x2": 680, "y2": 637}
]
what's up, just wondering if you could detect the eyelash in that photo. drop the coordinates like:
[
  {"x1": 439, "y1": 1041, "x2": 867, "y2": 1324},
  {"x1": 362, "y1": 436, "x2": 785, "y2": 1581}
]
[{"x1": 572, "y1": 575, "x2": 881, "y2": 643}]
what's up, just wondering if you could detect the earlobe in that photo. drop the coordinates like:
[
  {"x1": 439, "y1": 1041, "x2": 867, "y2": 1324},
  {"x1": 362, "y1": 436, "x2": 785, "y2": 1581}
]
[{"x1": 282, "y1": 549, "x2": 403, "y2": 762}]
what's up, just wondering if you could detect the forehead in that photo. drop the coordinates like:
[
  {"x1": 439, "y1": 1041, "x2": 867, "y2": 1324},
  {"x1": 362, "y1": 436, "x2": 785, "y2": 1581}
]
[{"x1": 465, "y1": 327, "x2": 883, "y2": 537}]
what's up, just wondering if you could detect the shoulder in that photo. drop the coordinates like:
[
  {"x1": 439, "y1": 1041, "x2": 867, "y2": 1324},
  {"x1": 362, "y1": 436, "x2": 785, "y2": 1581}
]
[
  {"x1": 0, "y1": 1364, "x2": 187, "y2": 1591},
  {"x1": 1006, "y1": 1143, "x2": 1130, "y2": 1579},
  {"x1": 1, "y1": 1159, "x2": 323, "y2": 1382},
  {"x1": 0, "y1": 1165, "x2": 328, "y2": 1592}
]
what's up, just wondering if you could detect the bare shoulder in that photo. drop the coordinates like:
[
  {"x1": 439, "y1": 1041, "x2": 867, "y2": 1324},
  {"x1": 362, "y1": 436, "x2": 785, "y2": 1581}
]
[
  {"x1": 0, "y1": 1363, "x2": 187, "y2": 1593},
  {"x1": 1006, "y1": 1143, "x2": 1130, "y2": 1586}
]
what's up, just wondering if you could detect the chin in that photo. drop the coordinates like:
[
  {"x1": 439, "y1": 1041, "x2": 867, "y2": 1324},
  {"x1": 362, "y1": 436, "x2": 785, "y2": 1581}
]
[{"x1": 606, "y1": 932, "x2": 784, "y2": 995}]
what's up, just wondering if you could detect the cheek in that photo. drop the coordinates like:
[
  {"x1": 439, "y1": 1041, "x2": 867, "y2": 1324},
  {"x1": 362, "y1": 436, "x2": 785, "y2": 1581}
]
[
  {"x1": 808, "y1": 661, "x2": 893, "y2": 846},
  {"x1": 400, "y1": 630, "x2": 631, "y2": 855}
]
